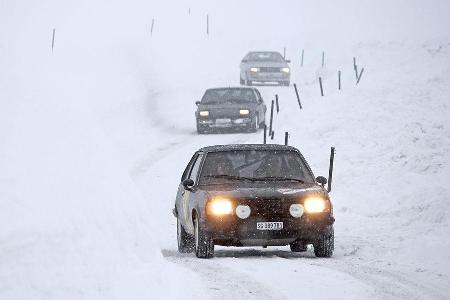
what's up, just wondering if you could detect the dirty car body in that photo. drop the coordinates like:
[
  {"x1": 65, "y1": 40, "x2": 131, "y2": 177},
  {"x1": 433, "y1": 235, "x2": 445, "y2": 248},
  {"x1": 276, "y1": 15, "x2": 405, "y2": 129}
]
[
  {"x1": 173, "y1": 144, "x2": 335, "y2": 258},
  {"x1": 195, "y1": 87, "x2": 266, "y2": 134}
]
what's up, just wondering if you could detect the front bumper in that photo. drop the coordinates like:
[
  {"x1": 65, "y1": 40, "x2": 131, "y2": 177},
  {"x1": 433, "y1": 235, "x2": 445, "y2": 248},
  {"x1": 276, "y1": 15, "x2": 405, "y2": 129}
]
[
  {"x1": 247, "y1": 71, "x2": 290, "y2": 83},
  {"x1": 197, "y1": 117, "x2": 252, "y2": 129},
  {"x1": 203, "y1": 213, "x2": 334, "y2": 246}
]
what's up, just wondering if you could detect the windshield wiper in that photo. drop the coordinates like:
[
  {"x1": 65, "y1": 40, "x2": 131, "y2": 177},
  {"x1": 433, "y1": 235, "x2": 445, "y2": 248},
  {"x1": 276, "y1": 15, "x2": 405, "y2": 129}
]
[
  {"x1": 204, "y1": 174, "x2": 256, "y2": 182},
  {"x1": 254, "y1": 176, "x2": 306, "y2": 183}
]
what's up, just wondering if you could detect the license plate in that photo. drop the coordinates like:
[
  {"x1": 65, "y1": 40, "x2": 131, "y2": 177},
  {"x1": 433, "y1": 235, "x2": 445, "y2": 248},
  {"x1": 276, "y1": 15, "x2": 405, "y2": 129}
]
[
  {"x1": 216, "y1": 118, "x2": 231, "y2": 124},
  {"x1": 256, "y1": 222, "x2": 283, "y2": 230}
]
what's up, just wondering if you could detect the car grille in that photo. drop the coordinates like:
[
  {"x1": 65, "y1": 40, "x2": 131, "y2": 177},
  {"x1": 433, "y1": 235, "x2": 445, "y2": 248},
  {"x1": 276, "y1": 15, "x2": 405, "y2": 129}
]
[
  {"x1": 248, "y1": 199, "x2": 289, "y2": 219},
  {"x1": 259, "y1": 67, "x2": 281, "y2": 73}
]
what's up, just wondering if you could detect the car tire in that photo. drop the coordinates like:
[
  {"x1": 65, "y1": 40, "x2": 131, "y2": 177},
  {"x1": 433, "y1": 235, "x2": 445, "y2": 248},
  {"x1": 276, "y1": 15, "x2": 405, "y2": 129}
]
[
  {"x1": 259, "y1": 119, "x2": 266, "y2": 129},
  {"x1": 290, "y1": 240, "x2": 308, "y2": 252},
  {"x1": 248, "y1": 114, "x2": 258, "y2": 133},
  {"x1": 177, "y1": 217, "x2": 194, "y2": 253},
  {"x1": 313, "y1": 226, "x2": 334, "y2": 258},
  {"x1": 194, "y1": 214, "x2": 214, "y2": 258},
  {"x1": 245, "y1": 79, "x2": 253, "y2": 86},
  {"x1": 196, "y1": 122, "x2": 206, "y2": 134}
]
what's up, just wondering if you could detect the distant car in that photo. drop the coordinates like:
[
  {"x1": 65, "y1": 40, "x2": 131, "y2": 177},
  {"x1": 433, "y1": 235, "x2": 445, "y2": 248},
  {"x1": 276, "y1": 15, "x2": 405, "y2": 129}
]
[
  {"x1": 172, "y1": 144, "x2": 335, "y2": 258},
  {"x1": 240, "y1": 51, "x2": 291, "y2": 86},
  {"x1": 195, "y1": 87, "x2": 267, "y2": 134}
]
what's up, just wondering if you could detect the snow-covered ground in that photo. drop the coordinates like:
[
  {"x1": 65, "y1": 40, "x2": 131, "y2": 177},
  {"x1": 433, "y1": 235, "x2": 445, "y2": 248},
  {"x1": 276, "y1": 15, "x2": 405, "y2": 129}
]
[{"x1": 1, "y1": 0, "x2": 449, "y2": 299}]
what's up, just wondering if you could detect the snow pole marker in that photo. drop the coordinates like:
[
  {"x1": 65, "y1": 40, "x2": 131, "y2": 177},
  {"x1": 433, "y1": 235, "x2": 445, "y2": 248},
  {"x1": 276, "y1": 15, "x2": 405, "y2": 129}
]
[
  {"x1": 322, "y1": 51, "x2": 325, "y2": 67},
  {"x1": 271, "y1": 130, "x2": 275, "y2": 140},
  {"x1": 51, "y1": 28, "x2": 55, "y2": 52},
  {"x1": 269, "y1": 100, "x2": 274, "y2": 136},
  {"x1": 206, "y1": 14, "x2": 209, "y2": 36},
  {"x1": 353, "y1": 57, "x2": 359, "y2": 83},
  {"x1": 338, "y1": 70, "x2": 341, "y2": 90},
  {"x1": 275, "y1": 94, "x2": 279, "y2": 113},
  {"x1": 301, "y1": 49, "x2": 304, "y2": 67},
  {"x1": 263, "y1": 125, "x2": 267, "y2": 144},
  {"x1": 356, "y1": 67, "x2": 365, "y2": 84},
  {"x1": 294, "y1": 83, "x2": 302, "y2": 109},
  {"x1": 284, "y1": 132, "x2": 289, "y2": 146},
  {"x1": 150, "y1": 18, "x2": 154, "y2": 36},
  {"x1": 319, "y1": 77, "x2": 324, "y2": 96},
  {"x1": 283, "y1": 47, "x2": 286, "y2": 59}
]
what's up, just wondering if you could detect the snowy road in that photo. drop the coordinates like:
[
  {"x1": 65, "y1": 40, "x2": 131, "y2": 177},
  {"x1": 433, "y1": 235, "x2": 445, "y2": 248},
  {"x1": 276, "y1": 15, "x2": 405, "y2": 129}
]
[
  {"x1": 1, "y1": 1, "x2": 449, "y2": 299},
  {"x1": 131, "y1": 81, "x2": 449, "y2": 299}
]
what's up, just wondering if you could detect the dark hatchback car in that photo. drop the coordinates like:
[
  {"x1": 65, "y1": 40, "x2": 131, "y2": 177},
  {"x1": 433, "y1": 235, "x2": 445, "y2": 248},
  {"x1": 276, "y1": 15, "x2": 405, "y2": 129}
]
[
  {"x1": 195, "y1": 87, "x2": 266, "y2": 134},
  {"x1": 172, "y1": 144, "x2": 335, "y2": 258}
]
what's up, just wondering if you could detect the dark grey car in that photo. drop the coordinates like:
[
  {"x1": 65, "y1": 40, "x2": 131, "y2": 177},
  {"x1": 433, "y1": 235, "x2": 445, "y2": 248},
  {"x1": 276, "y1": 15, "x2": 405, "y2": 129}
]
[
  {"x1": 240, "y1": 51, "x2": 291, "y2": 86},
  {"x1": 195, "y1": 87, "x2": 267, "y2": 134},
  {"x1": 173, "y1": 144, "x2": 335, "y2": 259}
]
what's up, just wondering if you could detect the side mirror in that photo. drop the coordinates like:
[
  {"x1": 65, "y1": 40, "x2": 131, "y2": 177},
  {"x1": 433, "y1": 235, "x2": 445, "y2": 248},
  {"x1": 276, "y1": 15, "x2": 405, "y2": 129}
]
[
  {"x1": 316, "y1": 176, "x2": 327, "y2": 186},
  {"x1": 195, "y1": 101, "x2": 200, "y2": 106},
  {"x1": 182, "y1": 178, "x2": 194, "y2": 190},
  {"x1": 285, "y1": 59, "x2": 291, "y2": 63},
  {"x1": 241, "y1": 59, "x2": 248, "y2": 63}
]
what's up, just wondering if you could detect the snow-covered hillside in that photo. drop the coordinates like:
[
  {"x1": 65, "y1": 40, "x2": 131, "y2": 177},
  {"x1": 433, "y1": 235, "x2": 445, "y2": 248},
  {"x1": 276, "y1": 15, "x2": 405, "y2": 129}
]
[{"x1": 1, "y1": 0, "x2": 449, "y2": 299}]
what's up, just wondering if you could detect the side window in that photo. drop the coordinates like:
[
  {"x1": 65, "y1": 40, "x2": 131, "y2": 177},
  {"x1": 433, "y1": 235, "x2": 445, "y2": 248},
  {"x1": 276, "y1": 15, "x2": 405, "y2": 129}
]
[
  {"x1": 188, "y1": 153, "x2": 204, "y2": 182},
  {"x1": 181, "y1": 153, "x2": 199, "y2": 181},
  {"x1": 254, "y1": 90, "x2": 263, "y2": 103}
]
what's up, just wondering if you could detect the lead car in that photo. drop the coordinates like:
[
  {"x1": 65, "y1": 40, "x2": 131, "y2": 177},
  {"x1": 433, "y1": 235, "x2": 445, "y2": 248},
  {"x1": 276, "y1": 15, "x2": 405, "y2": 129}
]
[{"x1": 172, "y1": 144, "x2": 336, "y2": 258}]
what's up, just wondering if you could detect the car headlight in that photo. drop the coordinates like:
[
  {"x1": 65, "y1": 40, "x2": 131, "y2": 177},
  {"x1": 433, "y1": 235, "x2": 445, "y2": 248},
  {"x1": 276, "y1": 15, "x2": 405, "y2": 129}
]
[
  {"x1": 239, "y1": 109, "x2": 250, "y2": 115},
  {"x1": 281, "y1": 67, "x2": 290, "y2": 73},
  {"x1": 236, "y1": 205, "x2": 251, "y2": 219},
  {"x1": 199, "y1": 111, "x2": 209, "y2": 117},
  {"x1": 304, "y1": 197, "x2": 326, "y2": 213},
  {"x1": 289, "y1": 204, "x2": 304, "y2": 218},
  {"x1": 207, "y1": 197, "x2": 233, "y2": 216},
  {"x1": 250, "y1": 67, "x2": 259, "y2": 72}
]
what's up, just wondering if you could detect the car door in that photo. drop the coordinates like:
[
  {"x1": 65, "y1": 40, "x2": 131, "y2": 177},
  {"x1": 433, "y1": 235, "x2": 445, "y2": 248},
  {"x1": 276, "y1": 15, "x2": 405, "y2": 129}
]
[
  {"x1": 179, "y1": 152, "x2": 204, "y2": 234},
  {"x1": 254, "y1": 89, "x2": 266, "y2": 121}
]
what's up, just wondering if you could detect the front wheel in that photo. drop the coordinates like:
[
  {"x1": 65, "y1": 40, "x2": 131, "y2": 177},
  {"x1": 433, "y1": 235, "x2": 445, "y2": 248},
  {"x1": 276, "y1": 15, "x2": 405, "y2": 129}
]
[
  {"x1": 248, "y1": 114, "x2": 258, "y2": 133},
  {"x1": 196, "y1": 122, "x2": 207, "y2": 134},
  {"x1": 194, "y1": 215, "x2": 214, "y2": 258},
  {"x1": 313, "y1": 226, "x2": 334, "y2": 257},
  {"x1": 290, "y1": 240, "x2": 308, "y2": 252},
  {"x1": 177, "y1": 218, "x2": 194, "y2": 253}
]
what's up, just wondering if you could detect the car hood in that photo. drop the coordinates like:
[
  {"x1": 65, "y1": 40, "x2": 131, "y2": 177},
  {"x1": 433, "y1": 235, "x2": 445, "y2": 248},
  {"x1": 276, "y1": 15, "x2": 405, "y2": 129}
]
[
  {"x1": 199, "y1": 182, "x2": 326, "y2": 200},
  {"x1": 245, "y1": 61, "x2": 289, "y2": 68}
]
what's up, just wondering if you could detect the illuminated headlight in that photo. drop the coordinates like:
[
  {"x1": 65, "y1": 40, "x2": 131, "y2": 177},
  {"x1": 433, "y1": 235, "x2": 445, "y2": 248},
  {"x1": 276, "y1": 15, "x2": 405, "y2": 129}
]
[
  {"x1": 304, "y1": 197, "x2": 326, "y2": 213},
  {"x1": 235, "y1": 205, "x2": 251, "y2": 219},
  {"x1": 281, "y1": 67, "x2": 290, "y2": 73},
  {"x1": 289, "y1": 204, "x2": 304, "y2": 218},
  {"x1": 199, "y1": 111, "x2": 209, "y2": 117},
  {"x1": 207, "y1": 198, "x2": 233, "y2": 216},
  {"x1": 250, "y1": 67, "x2": 259, "y2": 72},
  {"x1": 239, "y1": 109, "x2": 250, "y2": 115}
]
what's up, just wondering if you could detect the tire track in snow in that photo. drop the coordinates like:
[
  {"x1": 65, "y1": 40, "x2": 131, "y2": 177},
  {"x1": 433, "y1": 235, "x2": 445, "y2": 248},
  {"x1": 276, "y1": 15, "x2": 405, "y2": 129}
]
[{"x1": 161, "y1": 249, "x2": 286, "y2": 300}]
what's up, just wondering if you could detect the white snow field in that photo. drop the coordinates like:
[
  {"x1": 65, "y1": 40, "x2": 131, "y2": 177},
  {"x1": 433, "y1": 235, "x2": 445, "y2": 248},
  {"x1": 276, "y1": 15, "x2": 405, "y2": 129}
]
[{"x1": 1, "y1": 0, "x2": 450, "y2": 299}]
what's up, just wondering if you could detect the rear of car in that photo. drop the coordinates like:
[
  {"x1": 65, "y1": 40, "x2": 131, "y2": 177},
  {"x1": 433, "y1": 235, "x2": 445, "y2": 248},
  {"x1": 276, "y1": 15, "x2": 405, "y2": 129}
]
[
  {"x1": 195, "y1": 88, "x2": 265, "y2": 134},
  {"x1": 240, "y1": 51, "x2": 291, "y2": 86}
]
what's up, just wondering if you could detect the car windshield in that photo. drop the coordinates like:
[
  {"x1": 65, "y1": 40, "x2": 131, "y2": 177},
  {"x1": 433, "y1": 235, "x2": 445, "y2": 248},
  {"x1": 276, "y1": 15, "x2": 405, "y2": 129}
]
[
  {"x1": 199, "y1": 150, "x2": 315, "y2": 184},
  {"x1": 201, "y1": 88, "x2": 257, "y2": 104},
  {"x1": 246, "y1": 52, "x2": 285, "y2": 63}
]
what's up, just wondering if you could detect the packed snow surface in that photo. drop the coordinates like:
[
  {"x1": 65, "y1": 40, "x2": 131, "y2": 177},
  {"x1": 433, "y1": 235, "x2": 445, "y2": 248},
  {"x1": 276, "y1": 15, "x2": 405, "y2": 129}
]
[{"x1": 1, "y1": 0, "x2": 449, "y2": 299}]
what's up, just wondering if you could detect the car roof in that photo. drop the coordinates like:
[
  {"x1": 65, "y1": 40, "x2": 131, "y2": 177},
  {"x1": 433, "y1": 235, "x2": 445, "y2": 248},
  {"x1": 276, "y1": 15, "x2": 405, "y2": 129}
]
[
  {"x1": 205, "y1": 87, "x2": 256, "y2": 92},
  {"x1": 198, "y1": 144, "x2": 300, "y2": 153},
  {"x1": 248, "y1": 51, "x2": 282, "y2": 55}
]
